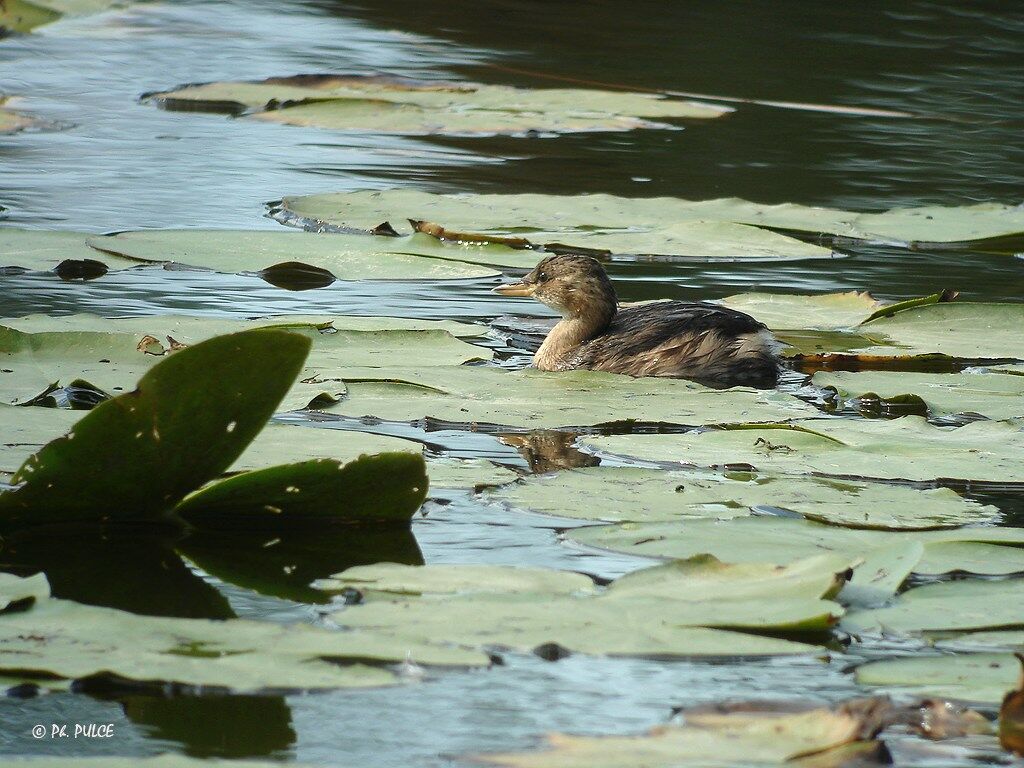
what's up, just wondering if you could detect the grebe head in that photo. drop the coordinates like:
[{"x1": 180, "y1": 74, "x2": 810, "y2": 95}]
[{"x1": 493, "y1": 254, "x2": 617, "y2": 320}]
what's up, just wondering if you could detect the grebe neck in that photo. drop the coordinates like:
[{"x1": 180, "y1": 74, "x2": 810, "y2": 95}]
[{"x1": 534, "y1": 304, "x2": 615, "y2": 371}]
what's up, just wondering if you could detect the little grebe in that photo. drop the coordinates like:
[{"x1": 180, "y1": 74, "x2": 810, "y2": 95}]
[{"x1": 493, "y1": 254, "x2": 780, "y2": 389}]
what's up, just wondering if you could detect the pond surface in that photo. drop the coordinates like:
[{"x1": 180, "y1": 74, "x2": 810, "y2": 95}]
[{"x1": 0, "y1": 0, "x2": 1022, "y2": 765}]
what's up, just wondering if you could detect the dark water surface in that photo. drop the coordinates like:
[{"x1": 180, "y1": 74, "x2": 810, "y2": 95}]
[{"x1": 1, "y1": 0, "x2": 1023, "y2": 764}]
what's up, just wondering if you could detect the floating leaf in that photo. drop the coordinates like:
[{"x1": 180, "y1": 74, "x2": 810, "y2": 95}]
[
  {"x1": 717, "y1": 292, "x2": 885, "y2": 330},
  {"x1": 0, "y1": 572, "x2": 49, "y2": 612},
  {"x1": 276, "y1": 190, "x2": 1024, "y2": 249},
  {"x1": 0, "y1": 581, "x2": 487, "y2": 694},
  {"x1": 87, "y1": 229, "x2": 500, "y2": 280},
  {"x1": 318, "y1": 365, "x2": 817, "y2": 429},
  {"x1": 0, "y1": 403, "x2": 78, "y2": 474},
  {"x1": 147, "y1": 74, "x2": 730, "y2": 137},
  {"x1": 0, "y1": 315, "x2": 489, "y2": 410},
  {"x1": 568, "y1": 516, "x2": 1024, "y2": 580},
  {"x1": 0, "y1": 0, "x2": 129, "y2": 33},
  {"x1": 0, "y1": 329, "x2": 310, "y2": 523},
  {"x1": 0, "y1": 229, "x2": 138, "y2": 273},
  {"x1": 474, "y1": 706, "x2": 868, "y2": 768},
  {"x1": 842, "y1": 578, "x2": 1024, "y2": 635},
  {"x1": 813, "y1": 370, "x2": 1024, "y2": 420},
  {"x1": 856, "y1": 303, "x2": 1024, "y2": 360},
  {"x1": 175, "y1": 452, "x2": 428, "y2": 525},
  {"x1": 856, "y1": 653, "x2": 1020, "y2": 705},
  {"x1": 488, "y1": 467, "x2": 996, "y2": 530},
  {"x1": 582, "y1": 417, "x2": 1024, "y2": 482},
  {"x1": 327, "y1": 556, "x2": 845, "y2": 659},
  {"x1": 1001, "y1": 655, "x2": 1024, "y2": 756}
]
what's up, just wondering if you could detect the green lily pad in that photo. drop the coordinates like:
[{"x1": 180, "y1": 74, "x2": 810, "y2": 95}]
[
  {"x1": 328, "y1": 556, "x2": 845, "y2": 659},
  {"x1": 0, "y1": 403, "x2": 78, "y2": 474},
  {"x1": 0, "y1": 316, "x2": 490, "y2": 410},
  {"x1": 276, "y1": 190, "x2": 1024, "y2": 248},
  {"x1": 0, "y1": 229, "x2": 139, "y2": 273},
  {"x1": 916, "y1": 542, "x2": 1024, "y2": 576},
  {"x1": 148, "y1": 74, "x2": 730, "y2": 137},
  {"x1": 475, "y1": 707, "x2": 867, "y2": 768},
  {"x1": 0, "y1": 0, "x2": 128, "y2": 33},
  {"x1": 0, "y1": 583, "x2": 487, "y2": 694},
  {"x1": 856, "y1": 303, "x2": 1024, "y2": 360},
  {"x1": 717, "y1": 292, "x2": 884, "y2": 330},
  {"x1": 855, "y1": 653, "x2": 1019, "y2": 705},
  {"x1": 175, "y1": 452, "x2": 428, "y2": 525},
  {"x1": 582, "y1": 417, "x2": 1024, "y2": 482},
  {"x1": 843, "y1": 578, "x2": 1024, "y2": 635},
  {"x1": 568, "y1": 516, "x2": 1024, "y2": 579},
  {"x1": 87, "y1": 229, "x2": 501, "y2": 280},
  {"x1": 0, "y1": 572, "x2": 49, "y2": 612},
  {"x1": 934, "y1": 631, "x2": 1024, "y2": 652},
  {"x1": 319, "y1": 365, "x2": 818, "y2": 429},
  {"x1": 0, "y1": 329, "x2": 310, "y2": 523},
  {"x1": 813, "y1": 370, "x2": 1024, "y2": 420},
  {"x1": 487, "y1": 467, "x2": 997, "y2": 529}
]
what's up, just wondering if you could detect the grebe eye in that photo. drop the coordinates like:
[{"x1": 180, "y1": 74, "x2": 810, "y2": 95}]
[{"x1": 537, "y1": 271, "x2": 548, "y2": 282}]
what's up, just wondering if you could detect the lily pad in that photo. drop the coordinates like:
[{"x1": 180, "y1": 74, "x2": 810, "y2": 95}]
[
  {"x1": 87, "y1": 229, "x2": 500, "y2": 280},
  {"x1": 488, "y1": 467, "x2": 997, "y2": 530},
  {"x1": 857, "y1": 303, "x2": 1024, "y2": 360},
  {"x1": 319, "y1": 365, "x2": 818, "y2": 429},
  {"x1": 147, "y1": 74, "x2": 730, "y2": 137},
  {"x1": 717, "y1": 292, "x2": 885, "y2": 330},
  {"x1": 475, "y1": 706, "x2": 868, "y2": 768},
  {"x1": 0, "y1": 572, "x2": 49, "y2": 612},
  {"x1": 175, "y1": 452, "x2": 428, "y2": 525},
  {"x1": 582, "y1": 417, "x2": 1024, "y2": 482},
  {"x1": 0, "y1": 329, "x2": 310, "y2": 523},
  {"x1": 0, "y1": 583, "x2": 487, "y2": 694},
  {"x1": 568, "y1": 516, "x2": 1024, "y2": 579},
  {"x1": 0, "y1": 403, "x2": 78, "y2": 474},
  {"x1": 0, "y1": 0, "x2": 128, "y2": 33},
  {"x1": 0, "y1": 316, "x2": 490, "y2": 410},
  {"x1": 855, "y1": 653, "x2": 1020, "y2": 705},
  {"x1": 276, "y1": 190, "x2": 1024, "y2": 249},
  {"x1": 0, "y1": 758, "x2": 319, "y2": 768},
  {"x1": 328, "y1": 556, "x2": 845, "y2": 659},
  {"x1": 813, "y1": 370, "x2": 1024, "y2": 420},
  {"x1": 0, "y1": 229, "x2": 139, "y2": 273},
  {"x1": 842, "y1": 578, "x2": 1024, "y2": 635}
]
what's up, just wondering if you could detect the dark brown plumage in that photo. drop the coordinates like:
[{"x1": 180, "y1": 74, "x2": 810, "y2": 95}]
[{"x1": 493, "y1": 254, "x2": 780, "y2": 389}]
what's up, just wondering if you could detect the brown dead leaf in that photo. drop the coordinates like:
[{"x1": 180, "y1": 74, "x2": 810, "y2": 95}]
[{"x1": 136, "y1": 335, "x2": 165, "y2": 355}]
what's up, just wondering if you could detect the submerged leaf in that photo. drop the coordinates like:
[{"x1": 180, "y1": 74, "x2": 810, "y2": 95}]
[{"x1": 0, "y1": 329, "x2": 310, "y2": 523}]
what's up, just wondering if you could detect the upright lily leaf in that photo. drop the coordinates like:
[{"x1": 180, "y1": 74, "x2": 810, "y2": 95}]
[
  {"x1": 147, "y1": 74, "x2": 730, "y2": 137},
  {"x1": 487, "y1": 467, "x2": 997, "y2": 530},
  {"x1": 276, "y1": 190, "x2": 1024, "y2": 249},
  {"x1": 0, "y1": 329, "x2": 310, "y2": 523},
  {"x1": 582, "y1": 417, "x2": 1024, "y2": 482},
  {"x1": 175, "y1": 452, "x2": 428, "y2": 525}
]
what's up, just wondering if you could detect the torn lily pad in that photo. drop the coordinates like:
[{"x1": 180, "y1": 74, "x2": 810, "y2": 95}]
[
  {"x1": 581, "y1": 417, "x2": 1024, "y2": 482},
  {"x1": 0, "y1": 315, "x2": 490, "y2": 411},
  {"x1": 0, "y1": 329, "x2": 310, "y2": 523},
  {"x1": 327, "y1": 556, "x2": 845, "y2": 658},
  {"x1": 568, "y1": 516, "x2": 1024, "y2": 580},
  {"x1": 0, "y1": 229, "x2": 138, "y2": 274},
  {"x1": 87, "y1": 229, "x2": 500, "y2": 280},
  {"x1": 475, "y1": 706, "x2": 869, "y2": 767},
  {"x1": 0, "y1": 582, "x2": 487, "y2": 693},
  {"x1": 275, "y1": 190, "x2": 1024, "y2": 249},
  {"x1": 487, "y1": 467, "x2": 997, "y2": 530},
  {"x1": 813, "y1": 370, "x2": 1024, "y2": 421},
  {"x1": 147, "y1": 74, "x2": 730, "y2": 137},
  {"x1": 319, "y1": 365, "x2": 818, "y2": 429},
  {"x1": 856, "y1": 653, "x2": 1020, "y2": 705}
]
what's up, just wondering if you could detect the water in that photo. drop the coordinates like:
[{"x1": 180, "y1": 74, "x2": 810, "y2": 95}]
[{"x1": 1, "y1": 0, "x2": 1022, "y2": 764}]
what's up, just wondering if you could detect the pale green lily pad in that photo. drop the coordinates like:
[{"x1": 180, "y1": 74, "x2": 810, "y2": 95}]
[
  {"x1": 582, "y1": 417, "x2": 1024, "y2": 482},
  {"x1": 488, "y1": 467, "x2": 997, "y2": 529},
  {"x1": 0, "y1": 591, "x2": 486, "y2": 693},
  {"x1": 426, "y1": 457, "x2": 519, "y2": 492},
  {"x1": 321, "y1": 365, "x2": 818, "y2": 429},
  {"x1": 855, "y1": 653, "x2": 1020, "y2": 704},
  {"x1": 839, "y1": 541, "x2": 923, "y2": 608},
  {"x1": 934, "y1": 631, "x2": 1024, "y2": 652},
  {"x1": 0, "y1": 403, "x2": 78, "y2": 473},
  {"x1": 717, "y1": 292, "x2": 884, "y2": 330},
  {"x1": 0, "y1": 316, "x2": 490, "y2": 411},
  {"x1": 0, "y1": 572, "x2": 49, "y2": 612},
  {"x1": 328, "y1": 556, "x2": 844, "y2": 658},
  {"x1": 0, "y1": 0, "x2": 128, "y2": 33},
  {"x1": 149, "y1": 75, "x2": 729, "y2": 137},
  {"x1": 568, "y1": 516, "x2": 1024, "y2": 578},
  {"x1": 916, "y1": 542, "x2": 1024, "y2": 576},
  {"x1": 475, "y1": 707, "x2": 866, "y2": 768},
  {"x1": 277, "y1": 190, "x2": 1024, "y2": 248},
  {"x1": 856, "y1": 303, "x2": 1024, "y2": 360},
  {"x1": 842, "y1": 578, "x2": 1024, "y2": 635},
  {"x1": 87, "y1": 229, "x2": 500, "y2": 280},
  {"x1": 0, "y1": 229, "x2": 138, "y2": 272},
  {"x1": 813, "y1": 370, "x2": 1024, "y2": 420}
]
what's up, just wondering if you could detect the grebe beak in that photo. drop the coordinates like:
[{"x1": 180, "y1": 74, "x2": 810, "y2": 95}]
[{"x1": 492, "y1": 281, "x2": 536, "y2": 297}]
